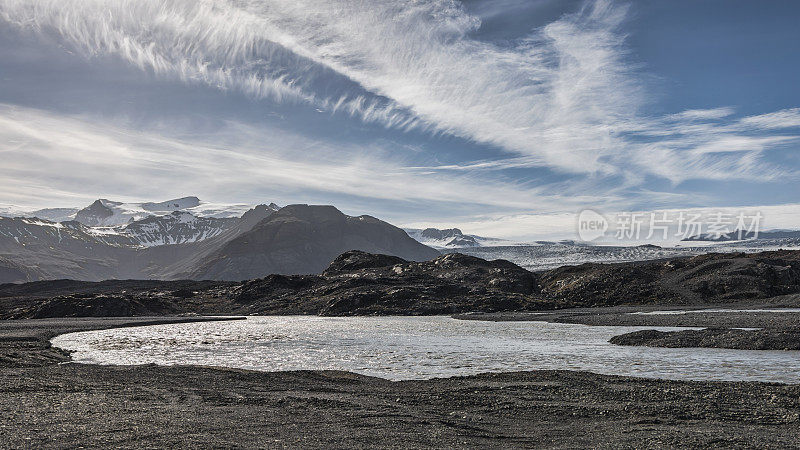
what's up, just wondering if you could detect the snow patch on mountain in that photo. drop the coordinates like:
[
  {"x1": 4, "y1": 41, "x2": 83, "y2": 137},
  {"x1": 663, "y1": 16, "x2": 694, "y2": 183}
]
[
  {"x1": 114, "y1": 211, "x2": 238, "y2": 247},
  {"x1": 21, "y1": 219, "x2": 65, "y2": 229},
  {"x1": 83, "y1": 226, "x2": 121, "y2": 236},
  {"x1": 0, "y1": 205, "x2": 26, "y2": 218},
  {"x1": 74, "y1": 198, "x2": 206, "y2": 226},
  {"x1": 185, "y1": 201, "x2": 275, "y2": 219},
  {"x1": 141, "y1": 196, "x2": 201, "y2": 212}
]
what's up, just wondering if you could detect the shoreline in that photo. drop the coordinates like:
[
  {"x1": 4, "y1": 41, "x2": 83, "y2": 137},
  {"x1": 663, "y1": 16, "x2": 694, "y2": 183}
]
[
  {"x1": 1, "y1": 316, "x2": 245, "y2": 367},
  {"x1": 453, "y1": 302, "x2": 800, "y2": 322},
  {"x1": 455, "y1": 304, "x2": 800, "y2": 350}
]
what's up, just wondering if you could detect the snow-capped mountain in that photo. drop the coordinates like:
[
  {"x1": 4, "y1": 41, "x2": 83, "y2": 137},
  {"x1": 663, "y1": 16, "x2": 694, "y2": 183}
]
[
  {"x1": 404, "y1": 227, "x2": 507, "y2": 248},
  {"x1": 0, "y1": 198, "x2": 282, "y2": 249},
  {"x1": 71, "y1": 196, "x2": 265, "y2": 226},
  {"x1": 0, "y1": 217, "x2": 132, "y2": 250},
  {"x1": 0, "y1": 205, "x2": 80, "y2": 223},
  {"x1": 0, "y1": 202, "x2": 283, "y2": 282},
  {"x1": 0, "y1": 196, "x2": 271, "y2": 226},
  {"x1": 0, "y1": 213, "x2": 234, "y2": 249},
  {"x1": 27, "y1": 208, "x2": 81, "y2": 223},
  {"x1": 0, "y1": 205, "x2": 26, "y2": 218}
]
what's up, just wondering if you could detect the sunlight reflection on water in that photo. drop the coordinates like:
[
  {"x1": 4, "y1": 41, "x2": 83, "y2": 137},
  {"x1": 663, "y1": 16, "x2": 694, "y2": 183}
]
[{"x1": 52, "y1": 316, "x2": 800, "y2": 382}]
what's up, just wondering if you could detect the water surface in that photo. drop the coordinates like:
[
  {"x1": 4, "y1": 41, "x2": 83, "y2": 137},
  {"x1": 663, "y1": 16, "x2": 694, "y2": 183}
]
[{"x1": 52, "y1": 316, "x2": 800, "y2": 383}]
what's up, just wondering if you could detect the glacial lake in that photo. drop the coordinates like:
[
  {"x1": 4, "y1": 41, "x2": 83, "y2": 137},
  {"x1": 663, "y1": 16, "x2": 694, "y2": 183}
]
[{"x1": 51, "y1": 316, "x2": 800, "y2": 383}]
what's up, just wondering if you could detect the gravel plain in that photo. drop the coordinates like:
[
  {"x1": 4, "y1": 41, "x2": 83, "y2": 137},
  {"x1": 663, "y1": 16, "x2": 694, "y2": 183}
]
[{"x1": 1, "y1": 315, "x2": 799, "y2": 448}]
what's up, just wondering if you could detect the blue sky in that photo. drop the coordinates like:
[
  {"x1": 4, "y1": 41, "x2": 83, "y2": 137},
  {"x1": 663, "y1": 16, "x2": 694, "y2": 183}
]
[{"x1": 0, "y1": 0, "x2": 798, "y2": 239}]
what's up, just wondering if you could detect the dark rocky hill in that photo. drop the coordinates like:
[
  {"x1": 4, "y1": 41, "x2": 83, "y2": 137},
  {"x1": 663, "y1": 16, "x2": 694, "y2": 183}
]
[
  {"x1": 2, "y1": 250, "x2": 799, "y2": 319},
  {"x1": 0, "y1": 250, "x2": 533, "y2": 318},
  {"x1": 538, "y1": 250, "x2": 800, "y2": 307},
  {"x1": 189, "y1": 205, "x2": 441, "y2": 280},
  {"x1": 231, "y1": 251, "x2": 536, "y2": 315}
]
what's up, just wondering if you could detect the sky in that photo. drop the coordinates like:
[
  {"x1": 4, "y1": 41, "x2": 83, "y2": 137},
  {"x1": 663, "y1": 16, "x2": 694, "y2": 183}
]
[{"x1": 0, "y1": 0, "x2": 799, "y2": 240}]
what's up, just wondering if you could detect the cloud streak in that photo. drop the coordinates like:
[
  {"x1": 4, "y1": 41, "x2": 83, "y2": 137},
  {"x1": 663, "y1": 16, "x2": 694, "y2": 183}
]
[
  {"x1": 0, "y1": 0, "x2": 798, "y2": 223},
  {"x1": 0, "y1": 103, "x2": 631, "y2": 216},
  {"x1": 6, "y1": 0, "x2": 793, "y2": 181}
]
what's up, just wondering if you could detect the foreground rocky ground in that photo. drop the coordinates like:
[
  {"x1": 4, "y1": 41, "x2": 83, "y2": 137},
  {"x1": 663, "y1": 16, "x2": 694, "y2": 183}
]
[
  {"x1": 2, "y1": 249, "x2": 800, "y2": 318},
  {"x1": 1, "y1": 317, "x2": 799, "y2": 448}
]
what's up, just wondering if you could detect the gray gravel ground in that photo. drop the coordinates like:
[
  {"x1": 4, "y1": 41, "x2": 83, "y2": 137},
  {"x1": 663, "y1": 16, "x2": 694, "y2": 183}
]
[{"x1": 1, "y1": 315, "x2": 800, "y2": 448}]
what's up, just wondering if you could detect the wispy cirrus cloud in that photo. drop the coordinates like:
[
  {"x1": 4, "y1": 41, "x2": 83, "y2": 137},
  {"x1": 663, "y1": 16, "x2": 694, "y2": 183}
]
[
  {"x1": 0, "y1": 103, "x2": 631, "y2": 215},
  {"x1": 0, "y1": 0, "x2": 703, "y2": 175},
  {"x1": 740, "y1": 108, "x2": 800, "y2": 129},
  {"x1": 0, "y1": 0, "x2": 798, "y2": 222},
  {"x1": 0, "y1": 0, "x2": 427, "y2": 129},
  {"x1": 666, "y1": 107, "x2": 736, "y2": 121}
]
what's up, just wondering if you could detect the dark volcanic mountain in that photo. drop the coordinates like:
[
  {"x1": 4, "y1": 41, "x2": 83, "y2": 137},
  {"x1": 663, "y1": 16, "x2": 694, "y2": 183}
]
[
  {"x1": 0, "y1": 250, "x2": 537, "y2": 318},
  {"x1": 537, "y1": 250, "x2": 800, "y2": 306},
  {"x1": 190, "y1": 205, "x2": 441, "y2": 280},
  {"x1": 421, "y1": 228, "x2": 464, "y2": 241}
]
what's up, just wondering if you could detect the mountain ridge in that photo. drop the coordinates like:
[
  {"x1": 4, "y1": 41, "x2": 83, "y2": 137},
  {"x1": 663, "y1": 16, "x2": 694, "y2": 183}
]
[
  {"x1": 1, "y1": 196, "x2": 263, "y2": 226},
  {"x1": 0, "y1": 201, "x2": 439, "y2": 282}
]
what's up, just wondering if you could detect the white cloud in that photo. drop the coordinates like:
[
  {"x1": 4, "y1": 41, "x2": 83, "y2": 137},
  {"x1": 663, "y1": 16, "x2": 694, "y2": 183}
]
[
  {"x1": 667, "y1": 107, "x2": 736, "y2": 121},
  {"x1": 0, "y1": 103, "x2": 625, "y2": 215},
  {"x1": 0, "y1": 0, "x2": 798, "y2": 217},
  {"x1": 740, "y1": 108, "x2": 800, "y2": 129},
  {"x1": 0, "y1": 0, "x2": 747, "y2": 179}
]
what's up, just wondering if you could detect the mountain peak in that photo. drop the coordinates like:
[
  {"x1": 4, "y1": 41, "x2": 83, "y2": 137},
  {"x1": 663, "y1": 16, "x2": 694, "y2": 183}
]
[
  {"x1": 191, "y1": 204, "x2": 439, "y2": 280},
  {"x1": 75, "y1": 199, "x2": 115, "y2": 226},
  {"x1": 141, "y1": 196, "x2": 201, "y2": 212},
  {"x1": 421, "y1": 228, "x2": 463, "y2": 240}
]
